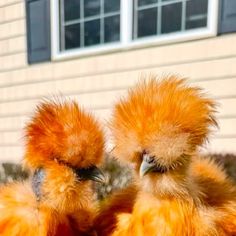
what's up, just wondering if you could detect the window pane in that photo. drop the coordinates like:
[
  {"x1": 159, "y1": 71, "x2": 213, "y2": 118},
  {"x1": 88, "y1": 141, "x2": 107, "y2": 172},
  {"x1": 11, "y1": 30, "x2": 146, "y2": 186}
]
[
  {"x1": 186, "y1": 18, "x2": 207, "y2": 29},
  {"x1": 161, "y1": 2, "x2": 182, "y2": 33},
  {"x1": 187, "y1": 0, "x2": 208, "y2": 16},
  {"x1": 64, "y1": 0, "x2": 80, "y2": 21},
  {"x1": 105, "y1": 15, "x2": 120, "y2": 43},
  {"x1": 186, "y1": 0, "x2": 208, "y2": 29},
  {"x1": 84, "y1": 20, "x2": 100, "y2": 46},
  {"x1": 84, "y1": 0, "x2": 100, "y2": 17},
  {"x1": 65, "y1": 24, "x2": 80, "y2": 49},
  {"x1": 138, "y1": 0, "x2": 157, "y2": 7},
  {"x1": 104, "y1": 0, "x2": 120, "y2": 13},
  {"x1": 137, "y1": 8, "x2": 157, "y2": 38}
]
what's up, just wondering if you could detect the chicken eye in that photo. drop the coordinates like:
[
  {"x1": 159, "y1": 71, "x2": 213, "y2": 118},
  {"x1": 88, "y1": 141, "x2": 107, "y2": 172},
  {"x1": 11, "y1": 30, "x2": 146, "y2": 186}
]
[
  {"x1": 142, "y1": 152, "x2": 156, "y2": 164},
  {"x1": 74, "y1": 166, "x2": 105, "y2": 183},
  {"x1": 147, "y1": 156, "x2": 155, "y2": 164}
]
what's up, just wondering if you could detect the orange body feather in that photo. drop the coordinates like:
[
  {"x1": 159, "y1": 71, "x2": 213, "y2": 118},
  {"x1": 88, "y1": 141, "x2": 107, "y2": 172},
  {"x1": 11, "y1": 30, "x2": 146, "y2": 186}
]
[
  {"x1": 96, "y1": 75, "x2": 236, "y2": 235},
  {"x1": 0, "y1": 99, "x2": 105, "y2": 236},
  {"x1": 95, "y1": 185, "x2": 138, "y2": 236}
]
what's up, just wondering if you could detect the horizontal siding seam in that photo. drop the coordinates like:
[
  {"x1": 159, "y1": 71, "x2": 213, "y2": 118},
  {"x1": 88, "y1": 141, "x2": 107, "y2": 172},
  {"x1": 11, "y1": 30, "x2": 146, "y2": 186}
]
[
  {"x1": 0, "y1": 33, "x2": 25, "y2": 42},
  {"x1": 0, "y1": 78, "x2": 236, "y2": 103},
  {"x1": 0, "y1": 63, "x2": 236, "y2": 88},
  {"x1": 212, "y1": 95, "x2": 236, "y2": 100},
  {"x1": 0, "y1": 0, "x2": 23, "y2": 9},
  {"x1": 0, "y1": 73, "x2": 235, "y2": 91},
  {"x1": 0, "y1": 113, "x2": 30, "y2": 118},
  {"x1": 0, "y1": 129, "x2": 21, "y2": 132},
  {"x1": 214, "y1": 135, "x2": 236, "y2": 139},
  {"x1": 217, "y1": 115, "x2": 236, "y2": 119},
  {"x1": 0, "y1": 50, "x2": 25, "y2": 57},
  {"x1": 1, "y1": 49, "x2": 236, "y2": 75},
  {"x1": 0, "y1": 17, "x2": 25, "y2": 26},
  {"x1": 0, "y1": 64, "x2": 27, "y2": 73},
  {"x1": 216, "y1": 96, "x2": 236, "y2": 101},
  {"x1": 191, "y1": 75, "x2": 236, "y2": 83},
  {"x1": 0, "y1": 57, "x2": 236, "y2": 88},
  {"x1": 0, "y1": 144, "x2": 22, "y2": 147},
  {"x1": 0, "y1": 100, "x2": 236, "y2": 117}
]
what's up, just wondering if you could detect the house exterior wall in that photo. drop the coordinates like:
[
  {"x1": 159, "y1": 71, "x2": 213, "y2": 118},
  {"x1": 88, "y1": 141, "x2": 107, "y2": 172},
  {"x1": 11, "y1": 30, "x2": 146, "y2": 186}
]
[{"x1": 0, "y1": 0, "x2": 236, "y2": 163}]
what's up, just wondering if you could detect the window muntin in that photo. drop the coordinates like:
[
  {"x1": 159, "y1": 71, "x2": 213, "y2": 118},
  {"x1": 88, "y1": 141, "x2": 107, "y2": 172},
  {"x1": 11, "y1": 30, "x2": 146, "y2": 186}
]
[
  {"x1": 133, "y1": 0, "x2": 209, "y2": 39},
  {"x1": 60, "y1": 0, "x2": 121, "y2": 51}
]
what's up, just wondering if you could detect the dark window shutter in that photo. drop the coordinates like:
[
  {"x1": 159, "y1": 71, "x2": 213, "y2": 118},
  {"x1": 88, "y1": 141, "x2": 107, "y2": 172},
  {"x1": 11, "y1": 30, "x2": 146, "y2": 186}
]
[
  {"x1": 218, "y1": 0, "x2": 236, "y2": 34},
  {"x1": 26, "y1": 0, "x2": 51, "y2": 64}
]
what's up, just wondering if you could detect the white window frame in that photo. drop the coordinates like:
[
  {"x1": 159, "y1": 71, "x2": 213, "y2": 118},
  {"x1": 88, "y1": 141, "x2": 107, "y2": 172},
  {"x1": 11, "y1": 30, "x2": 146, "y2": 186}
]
[{"x1": 51, "y1": 0, "x2": 219, "y2": 61}]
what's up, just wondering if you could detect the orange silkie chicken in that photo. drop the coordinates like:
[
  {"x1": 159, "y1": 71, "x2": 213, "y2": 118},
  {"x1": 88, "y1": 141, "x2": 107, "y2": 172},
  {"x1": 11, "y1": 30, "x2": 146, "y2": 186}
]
[
  {"x1": 95, "y1": 75, "x2": 236, "y2": 236},
  {"x1": 0, "y1": 99, "x2": 105, "y2": 236}
]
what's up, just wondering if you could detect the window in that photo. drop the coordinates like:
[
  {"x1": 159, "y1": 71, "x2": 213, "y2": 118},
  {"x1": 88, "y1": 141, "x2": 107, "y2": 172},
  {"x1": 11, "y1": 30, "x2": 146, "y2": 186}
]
[
  {"x1": 51, "y1": 0, "x2": 219, "y2": 60},
  {"x1": 60, "y1": 0, "x2": 121, "y2": 51},
  {"x1": 133, "y1": 0, "x2": 209, "y2": 39}
]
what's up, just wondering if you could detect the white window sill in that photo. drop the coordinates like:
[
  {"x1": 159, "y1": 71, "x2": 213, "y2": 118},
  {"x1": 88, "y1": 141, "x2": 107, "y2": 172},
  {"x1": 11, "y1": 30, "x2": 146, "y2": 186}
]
[{"x1": 52, "y1": 27, "x2": 216, "y2": 61}]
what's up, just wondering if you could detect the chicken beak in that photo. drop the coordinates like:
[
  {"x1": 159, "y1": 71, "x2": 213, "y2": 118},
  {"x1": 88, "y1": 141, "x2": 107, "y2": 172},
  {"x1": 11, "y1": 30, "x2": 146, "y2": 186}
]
[
  {"x1": 139, "y1": 157, "x2": 156, "y2": 177},
  {"x1": 76, "y1": 166, "x2": 105, "y2": 183}
]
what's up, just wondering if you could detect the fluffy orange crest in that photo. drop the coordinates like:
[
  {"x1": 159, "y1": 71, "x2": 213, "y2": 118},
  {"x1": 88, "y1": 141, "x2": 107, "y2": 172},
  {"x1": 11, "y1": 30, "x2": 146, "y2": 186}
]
[
  {"x1": 24, "y1": 99, "x2": 104, "y2": 169},
  {"x1": 110, "y1": 75, "x2": 217, "y2": 162}
]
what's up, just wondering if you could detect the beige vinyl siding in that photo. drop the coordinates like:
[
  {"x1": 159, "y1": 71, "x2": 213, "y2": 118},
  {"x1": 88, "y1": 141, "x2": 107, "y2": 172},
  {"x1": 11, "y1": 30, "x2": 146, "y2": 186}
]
[
  {"x1": 0, "y1": 1, "x2": 236, "y2": 162},
  {"x1": 0, "y1": 19, "x2": 25, "y2": 40},
  {"x1": 0, "y1": 0, "x2": 23, "y2": 8},
  {"x1": 0, "y1": 2, "x2": 24, "y2": 23},
  {"x1": 0, "y1": 36, "x2": 25, "y2": 56}
]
